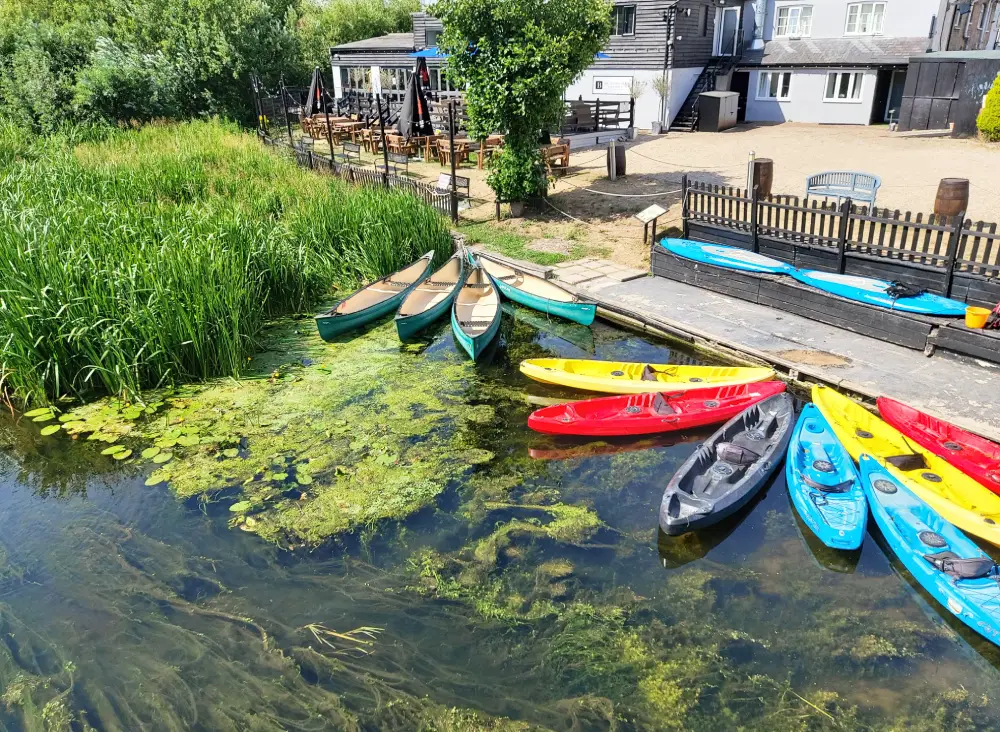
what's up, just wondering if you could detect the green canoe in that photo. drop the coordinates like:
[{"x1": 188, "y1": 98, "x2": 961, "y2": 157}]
[{"x1": 395, "y1": 252, "x2": 465, "y2": 340}]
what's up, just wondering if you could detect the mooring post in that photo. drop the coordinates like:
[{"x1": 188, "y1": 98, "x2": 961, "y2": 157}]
[
  {"x1": 836, "y1": 197, "x2": 852, "y2": 274},
  {"x1": 750, "y1": 184, "x2": 760, "y2": 253},
  {"x1": 680, "y1": 174, "x2": 689, "y2": 239},
  {"x1": 944, "y1": 210, "x2": 966, "y2": 298}
]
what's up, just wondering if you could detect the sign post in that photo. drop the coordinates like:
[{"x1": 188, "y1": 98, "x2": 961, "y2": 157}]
[{"x1": 635, "y1": 204, "x2": 668, "y2": 246}]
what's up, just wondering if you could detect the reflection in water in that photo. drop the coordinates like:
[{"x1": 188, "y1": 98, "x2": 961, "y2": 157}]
[
  {"x1": 787, "y1": 491, "x2": 863, "y2": 574},
  {"x1": 528, "y1": 430, "x2": 709, "y2": 462},
  {"x1": 1, "y1": 305, "x2": 1000, "y2": 730}
]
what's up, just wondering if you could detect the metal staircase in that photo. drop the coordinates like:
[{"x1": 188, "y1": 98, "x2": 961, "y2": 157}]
[{"x1": 669, "y1": 57, "x2": 737, "y2": 133}]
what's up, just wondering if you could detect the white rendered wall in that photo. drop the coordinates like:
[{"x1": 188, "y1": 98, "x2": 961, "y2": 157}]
[{"x1": 745, "y1": 68, "x2": 877, "y2": 124}]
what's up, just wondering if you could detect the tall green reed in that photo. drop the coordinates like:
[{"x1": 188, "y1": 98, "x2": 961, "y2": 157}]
[{"x1": 0, "y1": 120, "x2": 453, "y2": 405}]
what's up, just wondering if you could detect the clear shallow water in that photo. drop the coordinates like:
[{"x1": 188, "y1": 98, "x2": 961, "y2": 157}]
[{"x1": 1, "y1": 305, "x2": 999, "y2": 731}]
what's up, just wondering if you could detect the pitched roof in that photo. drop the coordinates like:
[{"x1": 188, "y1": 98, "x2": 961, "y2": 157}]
[
  {"x1": 740, "y1": 37, "x2": 931, "y2": 67},
  {"x1": 331, "y1": 33, "x2": 415, "y2": 53}
]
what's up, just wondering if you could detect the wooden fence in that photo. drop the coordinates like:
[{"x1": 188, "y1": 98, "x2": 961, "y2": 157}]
[{"x1": 679, "y1": 178, "x2": 1000, "y2": 309}]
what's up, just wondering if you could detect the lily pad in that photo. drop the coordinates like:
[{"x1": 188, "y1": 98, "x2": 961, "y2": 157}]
[
  {"x1": 223, "y1": 448, "x2": 240, "y2": 458},
  {"x1": 295, "y1": 473, "x2": 314, "y2": 486},
  {"x1": 154, "y1": 437, "x2": 178, "y2": 449},
  {"x1": 23, "y1": 407, "x2": 53, "y2": 418},
  {"x1": 101, "y1": 445, "x2": 127, "y2": 456},
  {"x1": 270, "y1": 472, "x2": 288, "y2": 482},
  {"x1": 31, "y1": 413, "x2": 55, "y2": 423},
  {"x1": 112, "y1": 449, "x2": 133, "y2": 460},
  {"x1": 229, "y1": 501, "x2": 252, "y2": 513},
  {"x1": 177, "y1": 434, "x2": 200, "y2": 447},
  {"x1": 58, "y1": 414, "x2": 77, "y2": 423},
  {"x1": 152, "y1": 452, "x2": 173, "y2": 464},
  {"x1": 141, "y1": 446, "x2": 162, "y2": 459},
  {"x1": 145, "y1": 474, "x2": 166, "y2": 486},
  {"x1": 39, "y1": 424, "x2": 61, "y2": 436}
]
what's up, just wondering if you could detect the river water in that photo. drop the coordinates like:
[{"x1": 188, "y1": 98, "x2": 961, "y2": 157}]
[{"x1": 1, "y1": 305, "x2": 999, "y2": 731}]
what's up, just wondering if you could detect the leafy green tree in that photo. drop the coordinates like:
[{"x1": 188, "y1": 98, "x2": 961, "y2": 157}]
[
  {"x1": 296, "y1": 0, "x2": 417, "y2": 72},
  {"x1": 432, "y1": 0, "x2": 610, "y2": 202},
  {"x1": 977, "y1": 72, "x2": 1000, "y2": 142}
]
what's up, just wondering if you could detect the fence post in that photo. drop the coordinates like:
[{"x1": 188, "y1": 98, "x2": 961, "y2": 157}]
[
  {"x1": 629, "y1": 97, "x2": 635, "y2": 128},
  {"x1": 680, "y1": 174, "x2": 689, "y2": 239},
  {"x1": 750, "y1": 185, "x2": 759, "y2": 253},
  {"x1": 836, "y1": 197, "x2": 853, "y2": 274},
  {"x1": 595, "y1": 98, "x2": 602, "y2": 131},
  {"x1": 448, "y1": 101, "x2": 459, "y2": 223},
  {"x1": 280, "y1": 80, "x2": 294, "y2": 147},
  {"x1": 319, "y1": 70, "x2": 336, "y2": 165},
  {"x1": 944, "y1": 211, "x2": 966, "y2": 298},
  {"x1": 376, "y1": 96, "x2": 389, "y2": 188}
]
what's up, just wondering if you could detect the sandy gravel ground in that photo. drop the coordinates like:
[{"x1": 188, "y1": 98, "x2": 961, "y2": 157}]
[{"x1": 341, "y1": 123, "x2": 1000, "y2": 268}]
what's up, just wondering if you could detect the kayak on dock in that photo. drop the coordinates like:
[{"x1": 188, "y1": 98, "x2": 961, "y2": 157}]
[
  {"x1": 859, "y1": 454, "x2": 1000, "y2": 647},
  {"x1": 814, "y1": 385, "x2": 1000, "y2": 546},
  {"x1": 451, "y1": 262, "x2": 502, "y2": 361},
  {"x1": 520, "y1": 358, "x2": 775, "y2": 395},
  {"x1": 660, "y1": 238, "x2": 795, "y2": 274},
  {"x1": 790, "y1": 270, "x2": 967, "y2": 316},
  {"x1": 877, "y1": 396, "x2": 1000, "y2": 495},
  {"x1": 658, "y1": 392, "x2": 794, "y2": 535},
  {"x1": 527, "y1": 381, "x2": 786, "y2": 436},
  {"x1": 786, "y1": 403, "x2": 867, "y2": 551},
  {"x1": 316, "y1": 251, "x2": 434, "y2": 341},
  {"x1": 395, "y1": 253, "x2": 465, "y2": 340},
  {"x1": 480, "y1": 257, "x2": 596, "y2": 326}
]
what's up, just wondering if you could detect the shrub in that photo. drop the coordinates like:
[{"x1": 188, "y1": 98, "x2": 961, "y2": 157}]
[{"x1": 977, "y1": 72, "x2": 1000, "y2": 142}]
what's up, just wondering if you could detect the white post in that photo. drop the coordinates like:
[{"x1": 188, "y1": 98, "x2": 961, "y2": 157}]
[
  {"x1": 747, "y1": 150, "x2": 756, "y2": 192},
  {"x1": 370, "y1": 65, "x2": 381, "y2": 94}
]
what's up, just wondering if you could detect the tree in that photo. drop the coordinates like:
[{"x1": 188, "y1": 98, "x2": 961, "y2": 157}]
[
  {"x1": 432, "y1": 0, "x2": 611, "y2": 202},
  {"x1": 978, "y1": 72, "x2": 1000, "y2": 142},
  {"x1": 296, "y1": 0, "x2": 417, "y2": 72}
]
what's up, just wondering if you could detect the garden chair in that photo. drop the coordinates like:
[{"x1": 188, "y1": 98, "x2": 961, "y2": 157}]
[{"x1": 805, "y1": 171, "x2": 881, "y2": 207}]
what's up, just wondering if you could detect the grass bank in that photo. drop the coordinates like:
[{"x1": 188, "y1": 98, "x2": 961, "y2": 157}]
[{"x1": 0, "y1": 120, "x2": 452, "y2": 405}]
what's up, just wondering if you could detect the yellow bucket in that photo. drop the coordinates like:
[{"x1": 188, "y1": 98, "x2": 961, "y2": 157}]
[{"x1": 965, "y1": 306, "x2": 991, "y2": 329}]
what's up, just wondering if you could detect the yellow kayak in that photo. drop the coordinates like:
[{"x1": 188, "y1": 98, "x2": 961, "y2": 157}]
[
  {"x1": 813, "y1": 385, "x2": 1000, "y2": 546},
  {"x1": 519, "y1": 359, "x2": 775, "y2": 395}
]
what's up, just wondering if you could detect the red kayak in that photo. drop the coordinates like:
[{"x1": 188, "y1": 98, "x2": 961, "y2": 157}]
[
  {"x1": 527, "y1": 382, "x2": 787, "y2": 437},
  {"x1": 877, "y1": 396, "x2": 1000, "y2": 494}
]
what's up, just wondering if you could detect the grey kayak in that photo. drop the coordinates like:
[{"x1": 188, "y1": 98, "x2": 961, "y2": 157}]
[{"x1": 658, "y1": 393, "x2": 795, "y2": 535}]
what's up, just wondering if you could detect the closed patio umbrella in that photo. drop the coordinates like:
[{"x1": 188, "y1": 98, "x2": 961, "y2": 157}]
[
  {"x1": 396, "y1": 58, "x2": 433, "y2": 138},
  {"x1": 305, "y1": 67, "x2": 322, "y2": 117}
]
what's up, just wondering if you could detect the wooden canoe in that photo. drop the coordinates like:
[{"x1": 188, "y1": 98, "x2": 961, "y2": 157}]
[
  {"x1": 395, "y1": 253, "x2": 464, "y2": 340},
  {"x1": 479, "y1": 257, "x2": 595, "y2": 326},
  {"x1": 315, "y1": 251, "x2": 434, "y2": 341},
  {"x1": 451, "y1": 263, "x2": 502, "y2": 360}
]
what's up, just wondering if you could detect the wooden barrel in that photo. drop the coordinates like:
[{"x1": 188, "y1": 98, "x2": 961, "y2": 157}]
[
  {"x1": 607, "y1": 142, "x2": 626, "y2": 179},
  {"x1": 934, "y1": 178, "x2": 969, "y2": 217}
]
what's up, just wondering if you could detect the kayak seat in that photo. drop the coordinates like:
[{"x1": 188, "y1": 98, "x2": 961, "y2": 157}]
[
  {"x1": 884, "y1": 454, "x2": 927, "y2": 471},
  {"x1": 716, "y1": 442, "x2": 760, "y2": 467},
  {"x1": 801, "y1": 475, "x2": 853, "y2": 493},
  {"x1": 923, "y1": 551, "x2": 998, "y2": 581},
  {"x1": 641, "y1": 365, "x2": 660, "y2": 382},
  {"x1": 651, "y1": 394, "x2": 677, "y2": 415}
]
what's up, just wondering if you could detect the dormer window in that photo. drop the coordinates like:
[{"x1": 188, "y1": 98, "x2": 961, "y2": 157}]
[
  {"x1": 845, "y1": 2, "x2": 885, "y2": 35},
  {"x1": 775, "y1": 6, "x2": 813, "y2": 38}
]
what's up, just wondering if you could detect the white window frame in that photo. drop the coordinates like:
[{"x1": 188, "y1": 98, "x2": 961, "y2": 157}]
[
  {"x1": 775, "y1": 5, "x2": 813, "y2": 38},
  {"x1": 756, "y1": 71, "x2": 792, "y2": 101},
  {"x1": 845, "y1": 2, "x2": 886, "y2": 35},
  {"x1": 823, "y1": 71, "x2": 865, "y2": 103},
  {"x1": 610, "y1": 5, "x2": 636, "y2": 36}
]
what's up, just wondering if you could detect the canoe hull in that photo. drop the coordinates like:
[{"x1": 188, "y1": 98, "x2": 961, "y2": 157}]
[
  {"x1": 660, "y1": 238, "x2": 794, "y2": 274},
  {"x1": 451, "y1": 305, "x2": 501, "y2": 360},
  {"x1": 658, "y1": 393, "x2": 795, "y2": 535},
  {"x1": 860, "y1": 455, "x2": 1000, "y2": 647},
  {"x1": 813, "y1": 385, "x2": 1000, "y2": 546},
  {"x1": 490, "y1": 275, "x2": 596, "y2": 325},
  {"x1": 786, "y1": 404, "x2": 867, "y2": 551},
  {"x1": 527, "y1": 382, "x2": 786, "y2": 436},
  {"x1": 877, "y1": 396, "x2": 1000, "y2": 495},
  {"x1": 520, "y1": 358, "x2": 775, "y2": 395},
  {"x1": 791, "y1": 270, "x2": 967, "y2": 316}
]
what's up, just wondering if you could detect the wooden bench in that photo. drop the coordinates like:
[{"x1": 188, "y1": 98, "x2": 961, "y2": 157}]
[{"x1": 806, "y1": 171, "x2": 881, "y2": 206}]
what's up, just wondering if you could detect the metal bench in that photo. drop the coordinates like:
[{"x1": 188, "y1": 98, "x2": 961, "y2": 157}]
[{"x1": 805, "y1": 171, "x2": 881, "y2": 206}]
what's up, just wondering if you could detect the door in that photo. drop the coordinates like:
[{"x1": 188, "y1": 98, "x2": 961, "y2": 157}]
[
  {"x1": 885, "y1": 70, "x2": 906, "y2": 122},
  {"x1": 718, "y1": 7, "x2": 741, "y2": 56},
  {"x1": 870, "y1": 70, "x2": 892, "y2": 124},
  {"x1": 730, "y1": 71, "x2": 750, "y2": 122}
]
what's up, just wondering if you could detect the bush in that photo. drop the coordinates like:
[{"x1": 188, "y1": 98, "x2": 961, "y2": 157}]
[
  {"x1": 978, "y1": 72, "x2": 1000, "y2": 142},
  {"x1": 0, "y1": 120, "x2": 453, "y2": 405},
  {"x1": 486, "y1": 142, "x2": 547, "y2": 202}
]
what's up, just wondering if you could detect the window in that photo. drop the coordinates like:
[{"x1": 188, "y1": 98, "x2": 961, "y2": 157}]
[
  {"x1": 775, "y1": 5, "x2": 813, "y2": 37},
  {"x1": 824, "y1": 71, "x2": 864, "y2": 101},
  {"x1": 426, "y1": 29, "x2": 441, "y2": 46},
  {"x1": 611, "y1": 5, "x2": 636, "y2": 35},
  {"x1": 757, "y1": 71, "x2": 792, "y2": 100},
  {"x1": 845, "y1": 2, "x2": 885, "y2": 35}
]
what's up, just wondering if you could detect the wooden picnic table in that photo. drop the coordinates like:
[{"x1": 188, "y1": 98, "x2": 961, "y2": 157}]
[
  {"x1": 411, "y1": 134, "x2": 442, "y2": 162},
  {"x1": 437, "y1": 139, "x2": 472, "y2": 167},
  {"x1": 541, "y1": 143, "x2": 570, "y2": 174}
]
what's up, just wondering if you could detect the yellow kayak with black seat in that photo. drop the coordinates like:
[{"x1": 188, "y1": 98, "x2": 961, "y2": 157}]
[
  {"x1": 519, "y1": 358, "x2": 775, "y2": 395},
  {"x1": 813, "y1": 385, "x2": 1000, "y2": 546}
]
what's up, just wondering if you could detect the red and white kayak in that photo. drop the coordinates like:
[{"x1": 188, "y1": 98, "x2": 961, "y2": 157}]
[
  {"x1": 527, "y1": 382, "x2": 787, "y2": 437},
  {"x1": 877, "y1": 396, "x2": 1000, "y2": 494}
]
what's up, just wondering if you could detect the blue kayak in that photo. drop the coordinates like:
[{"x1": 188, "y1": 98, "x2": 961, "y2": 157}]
[
  {"x1": 860, "y1": 454, "x2": 1000, "y2": 647},
  {"x1": 791, "y1": 270, "x2": 967, "y2": 316},
  {"x1": 660, "y1": 238, "x2": 794, "y2": 274},
  {"x1": 786, "y1": 404, "x2": 867, "y2": 551}
]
